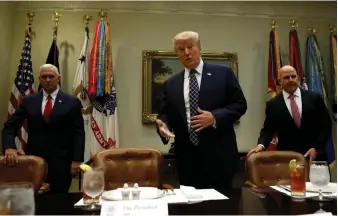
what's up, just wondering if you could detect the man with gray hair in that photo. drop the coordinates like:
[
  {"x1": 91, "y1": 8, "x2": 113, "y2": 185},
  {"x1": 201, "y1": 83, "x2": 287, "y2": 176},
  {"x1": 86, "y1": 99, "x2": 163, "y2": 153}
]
[
  {"x1": 2, "y1": 63, "x2": 85, "y2": 193},
  {"x1": 156, "y1": 31, "x2": 247, "y2": 189}
]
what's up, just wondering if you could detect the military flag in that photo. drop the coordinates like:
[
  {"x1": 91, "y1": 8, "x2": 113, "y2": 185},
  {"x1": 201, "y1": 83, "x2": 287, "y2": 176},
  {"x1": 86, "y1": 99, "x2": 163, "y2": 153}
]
[
  {"x1": 87, "y1": 20, "x2": 119, "y2": 157},
  {"x1": 305, "y1": 31, "x2": 335, "y2": 168}
]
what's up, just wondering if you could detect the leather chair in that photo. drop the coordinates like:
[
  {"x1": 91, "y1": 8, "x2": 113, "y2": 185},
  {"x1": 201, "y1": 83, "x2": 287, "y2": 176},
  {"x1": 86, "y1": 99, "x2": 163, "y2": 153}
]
[
  {"x1": 92, "y1": 148, "x2": 173, "y2": 190},
  {"x1": 245, "y1": 151, "x2": 308, "y2": 187},
  {"x1": 0, "y1": 155, "x2": 49, "y2": 193}
]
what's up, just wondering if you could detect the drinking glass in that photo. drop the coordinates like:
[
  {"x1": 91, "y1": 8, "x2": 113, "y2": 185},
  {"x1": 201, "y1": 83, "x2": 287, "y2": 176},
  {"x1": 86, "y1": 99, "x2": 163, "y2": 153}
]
[
  {"x1": 0, "y1": 182, "x2": 35, "y2": 215},
  {"x1": 82, "y1": 168, "x2": 105, "y2": 210},
  {"x1": 290, "y1": 163, "x2": 306, "y2": 198},
  {"x1": 309, "y1": 161, "x2": 330, "y2": 202}
]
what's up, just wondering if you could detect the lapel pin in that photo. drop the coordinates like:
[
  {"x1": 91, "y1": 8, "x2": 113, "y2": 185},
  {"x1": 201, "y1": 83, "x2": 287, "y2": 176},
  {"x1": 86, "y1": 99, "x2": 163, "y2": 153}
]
[
  {"x1": 59, "y1": 100, "x2": 62, "y2": 103},
  {"x1": 207, "y1": 73, "x2": 211, "y2": 76}
]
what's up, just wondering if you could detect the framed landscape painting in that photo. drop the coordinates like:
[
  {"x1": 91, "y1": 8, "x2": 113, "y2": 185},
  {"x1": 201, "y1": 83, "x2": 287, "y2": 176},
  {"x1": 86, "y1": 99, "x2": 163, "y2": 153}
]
[{"x1": 142, "y1": 50, "x2": 238, "y2": 124}]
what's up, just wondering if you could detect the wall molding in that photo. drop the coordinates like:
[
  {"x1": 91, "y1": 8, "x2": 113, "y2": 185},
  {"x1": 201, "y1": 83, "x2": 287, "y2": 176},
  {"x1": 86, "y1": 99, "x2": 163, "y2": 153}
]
[{"x1": 10, "y1": 1, "x2": 337, "y2": 20}]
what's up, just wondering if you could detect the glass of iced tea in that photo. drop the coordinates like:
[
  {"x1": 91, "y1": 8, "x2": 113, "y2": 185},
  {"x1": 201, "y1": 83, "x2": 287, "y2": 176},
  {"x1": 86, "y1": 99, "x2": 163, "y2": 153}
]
[{"x1": 289, "y1": 159, "x2": 306, "y2": 198}]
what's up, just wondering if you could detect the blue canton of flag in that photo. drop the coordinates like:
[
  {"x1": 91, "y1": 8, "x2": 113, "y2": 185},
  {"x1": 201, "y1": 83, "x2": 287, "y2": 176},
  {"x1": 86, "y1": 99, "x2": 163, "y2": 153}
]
[{"x1": 15, "y1": 33, "x2": 34, "y2": 94}]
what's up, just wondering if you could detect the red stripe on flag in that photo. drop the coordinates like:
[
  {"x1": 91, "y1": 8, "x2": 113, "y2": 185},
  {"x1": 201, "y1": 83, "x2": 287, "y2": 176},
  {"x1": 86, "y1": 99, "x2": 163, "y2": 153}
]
[{"x1": 9, "y1": 92, "x2": 18, "y2": 110}]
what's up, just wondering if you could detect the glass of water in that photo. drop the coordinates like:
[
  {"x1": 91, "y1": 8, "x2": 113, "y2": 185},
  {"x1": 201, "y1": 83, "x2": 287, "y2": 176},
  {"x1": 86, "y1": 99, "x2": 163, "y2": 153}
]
[
  {"x1": 0, "y1": 182, "x2": 35, "y2": 215},
  {"x1": 309, "y1": 161, "x2": 330, "y2": 202},
  {"x1": 83, "y1": 168, "x2": 105, "y2": 211}
]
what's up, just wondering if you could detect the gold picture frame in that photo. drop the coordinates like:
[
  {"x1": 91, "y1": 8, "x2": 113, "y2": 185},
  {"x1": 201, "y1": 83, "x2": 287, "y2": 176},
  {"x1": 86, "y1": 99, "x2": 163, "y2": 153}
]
[{"x1": 142, "y1": 50, "x2": 239, "y2": 124}]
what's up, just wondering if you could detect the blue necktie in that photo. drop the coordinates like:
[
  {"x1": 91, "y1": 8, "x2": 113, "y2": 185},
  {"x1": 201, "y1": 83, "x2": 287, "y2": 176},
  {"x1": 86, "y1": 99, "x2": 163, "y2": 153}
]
[{"x1": 189, "y1": 69, "x2": 199, "y2": 146}]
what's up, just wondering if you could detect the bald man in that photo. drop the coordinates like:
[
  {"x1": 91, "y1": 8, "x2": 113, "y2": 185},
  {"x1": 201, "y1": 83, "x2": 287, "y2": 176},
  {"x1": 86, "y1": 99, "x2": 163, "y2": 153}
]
[
  {"x1": 248, "y1": 65, "x2": 332, "y2": 161},
  {"x1": 2, "y1": 64, "x2": 85, "y2": 193}
]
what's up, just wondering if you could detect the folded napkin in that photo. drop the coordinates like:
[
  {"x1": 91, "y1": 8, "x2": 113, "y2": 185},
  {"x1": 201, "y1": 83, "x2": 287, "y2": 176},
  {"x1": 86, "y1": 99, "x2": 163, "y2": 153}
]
[{"x1": 179, "y1": 185, "x2": 203, "y2": 199}]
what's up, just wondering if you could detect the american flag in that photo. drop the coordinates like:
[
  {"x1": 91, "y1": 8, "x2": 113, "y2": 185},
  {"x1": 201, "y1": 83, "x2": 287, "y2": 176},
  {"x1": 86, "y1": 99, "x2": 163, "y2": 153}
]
[{"x1": 7, "y1": 27, "x2": 34, "y2": 154}]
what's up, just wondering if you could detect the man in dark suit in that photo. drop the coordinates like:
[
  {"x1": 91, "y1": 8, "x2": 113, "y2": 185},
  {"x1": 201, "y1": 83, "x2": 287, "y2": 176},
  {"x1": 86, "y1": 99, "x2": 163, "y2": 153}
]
[
  {"x1": 248, "y1": 65, "x2": 332, "y2": 161},
  {"x1": 156, "y1": 31, "x2": 247, "y2": 189},
  {"x1": 2, "y1": 64, "x2": 85, "y2": 193}
]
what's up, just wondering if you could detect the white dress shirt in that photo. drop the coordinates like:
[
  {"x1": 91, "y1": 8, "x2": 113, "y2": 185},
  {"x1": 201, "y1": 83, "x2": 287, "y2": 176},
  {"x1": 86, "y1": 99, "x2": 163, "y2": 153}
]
[
  {"x1": 282, "y1": 87, "x2": 302, "y2": 118},
  {"x1": 259, "y1": 87, "x2": 302, "y2": 149},
  {"x1": 183, "y1": 59, "x2": 204, "y2": 126},
  {"x1": 41, "y1": 88, "x2": 59, "y2": 114}
]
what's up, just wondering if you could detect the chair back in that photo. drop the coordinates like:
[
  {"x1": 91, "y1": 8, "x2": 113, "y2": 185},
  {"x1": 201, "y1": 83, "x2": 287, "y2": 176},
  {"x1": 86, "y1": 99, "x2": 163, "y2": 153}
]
[
  {"x1": 0, "y1": 155, "x2": 47, "y2": 193},
  {"x1": 92, "y1": 148, "x2": 163, "y2": 190},
  {"x1": 245, "y1": 151, "x2": 308, "y2": 186}
]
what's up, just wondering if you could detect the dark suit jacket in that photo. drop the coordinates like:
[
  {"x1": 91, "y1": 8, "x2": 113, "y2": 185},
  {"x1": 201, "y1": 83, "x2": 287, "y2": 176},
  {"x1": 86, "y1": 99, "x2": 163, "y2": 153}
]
[
  {"x1": 157, "y1": 62, "x2": 247, "y2": 179},
  {"x1": 2, "y1": 90, "x2": 85, "y2": 180},
  {"x1": 258, "y1": 89, "x2": 332, "y2": 157}
]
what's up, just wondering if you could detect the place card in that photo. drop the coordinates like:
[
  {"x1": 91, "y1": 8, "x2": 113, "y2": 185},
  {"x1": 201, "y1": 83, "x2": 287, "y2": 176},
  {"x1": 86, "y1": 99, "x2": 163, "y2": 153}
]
[{"x1": 100, "y1": 199, "x2": 168, "y2": 216}]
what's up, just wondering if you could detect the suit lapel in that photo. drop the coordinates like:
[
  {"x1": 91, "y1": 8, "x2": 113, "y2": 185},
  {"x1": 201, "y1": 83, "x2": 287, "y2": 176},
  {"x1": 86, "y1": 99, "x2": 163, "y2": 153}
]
[
  {"x1": 277, "y1": 93, "x2": 297, "y2": 126},
  {"x1": 198, "y1": 63, "x2": 213, "y2": 109},
  {"x1": 278, "y1": 90, "x2": 306, "y2": 129},
  {"x1": 36, "y1": 92, "x2": 44, "y2": 119},
  {"x1": 175, "y1": 71, "x2": 187, "y2": 124},
  {"x1": 300, "y1": 89, "x2": 309, "y2": 127},
  {"x1": 175, "y1": 63, "x2": 212, "y2": 122},
  {"x1": 49, "y1": 91, "x2": 64, "y2": 121}
]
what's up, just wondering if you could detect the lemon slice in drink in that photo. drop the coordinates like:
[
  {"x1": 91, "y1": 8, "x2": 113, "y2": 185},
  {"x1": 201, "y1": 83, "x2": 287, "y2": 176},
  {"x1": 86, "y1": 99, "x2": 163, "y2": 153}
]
[
  {"x1": 79, "y1": 164, "x2": 92, "y2": 172},
  {"x1": 289, "y1": 159, "x2": 297, "y2": 172}
]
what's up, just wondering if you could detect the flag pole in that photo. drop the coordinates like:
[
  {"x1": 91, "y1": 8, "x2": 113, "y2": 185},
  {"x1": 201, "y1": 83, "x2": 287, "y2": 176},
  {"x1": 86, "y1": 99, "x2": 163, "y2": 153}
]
[
  {"x1": 52, "y1": 11, "x2": 61, "y2": 88},
  {"x1": 83, "y1": 15, "x2": 93, "y2": 27},
  {"x1": 270, "y1": 20, "x2": 277, "y2": 30},
  {"x1": 52, "y1": 11, "x2": 61, "y2": 41},
  {"x1": 308, "y1": 27, "x2": 316, "y2": 35},
  {"x1": 329, "y1": 25, "x2": 336, "y2": 34},
  {"x1": 98, "y1": 10, "x2": 107, "y2": 21},
  {"x1": 289, "y1": 19, "x2": 298, "y2": 31},
  {"x1": 26, "y1": 11, "x2": 35, "y2": 27}
]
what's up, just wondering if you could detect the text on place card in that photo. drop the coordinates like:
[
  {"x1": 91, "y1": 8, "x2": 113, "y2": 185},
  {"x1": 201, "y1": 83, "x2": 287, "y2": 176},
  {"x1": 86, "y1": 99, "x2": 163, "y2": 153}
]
[{"x1": 100, "y1": 199, "x2": 168, "y2": 216}]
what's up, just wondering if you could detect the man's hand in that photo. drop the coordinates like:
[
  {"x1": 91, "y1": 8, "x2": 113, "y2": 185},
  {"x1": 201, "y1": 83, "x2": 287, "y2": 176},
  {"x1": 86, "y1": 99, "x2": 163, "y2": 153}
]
[
  {"x1": 247, "y1": 145, "x2": 264, "y2": 157},
  {"x1": 71, "y1": 162, "x2": 81, "y2": 177},
  {"x1": 191, "y1": 108, "x2": 216, "y2": 132},
  {"x1": 304, "y1": 148, "x2": 317, "y2": 162},
  {"x1": 156, "y1": 119, "x2": 175, "y2": 139},
  {"x1": 4, "y1": 148, "x2": 18, "y2": 166}
]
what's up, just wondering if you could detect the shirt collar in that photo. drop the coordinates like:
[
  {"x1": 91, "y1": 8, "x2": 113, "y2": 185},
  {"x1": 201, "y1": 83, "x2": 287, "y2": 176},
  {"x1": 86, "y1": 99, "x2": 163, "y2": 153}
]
[
  {"x1": 184, "y1": 59, "x2": 204, "y2": 78},
  {"x1": 43, "y1": 88, "x2": 59, "y2": 100},
  {"x1": 282, "y1": 87, "x2": 301, "y2": 100}
]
